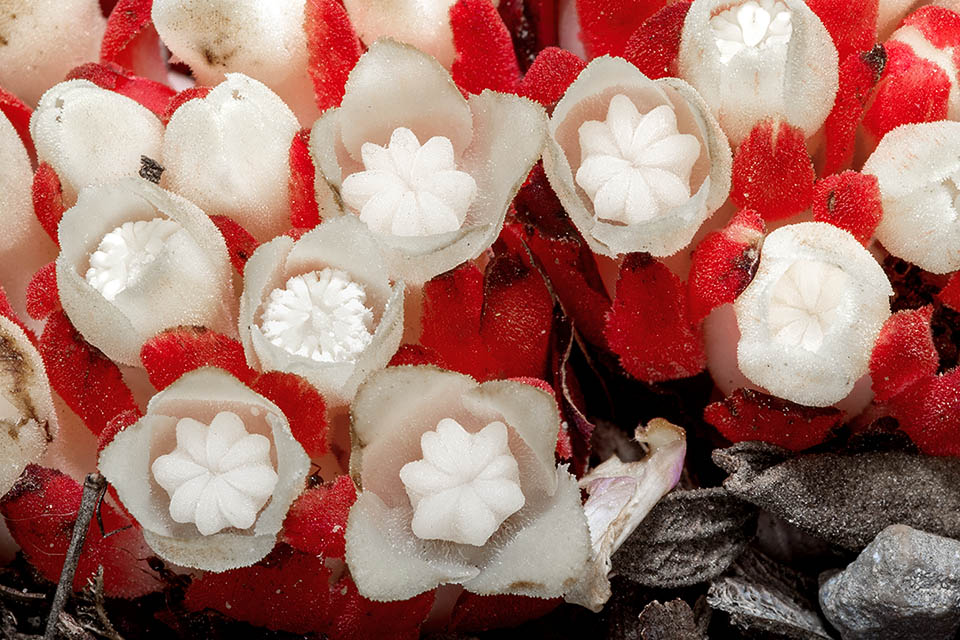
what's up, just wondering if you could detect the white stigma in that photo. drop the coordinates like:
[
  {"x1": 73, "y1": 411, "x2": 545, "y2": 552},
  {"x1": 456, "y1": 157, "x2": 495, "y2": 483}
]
[
  {"x1": 575, "y1": 95, "x2": 701, "y2": 225},
  {"x1": 710, "y1": 0, "x2": 793, "y2": 64},
  {"x1": 767, "y1": 260, "x2": 850, "y2": 352},
  {"x1": 152, "y1": 411, "x2": 279, "y2": 536},
  {"x1": 340, "y1": 127, "x2": 478, "y2": 237},
  {"x1": 399, "y1": 418, "x2": 525, "y2": 547},
  {"x1": 259, "y1": 268, "x2": 375, "y2": 363},
  {"x1": 85, "y1": 218, "x2": 183, "y2": 301}
]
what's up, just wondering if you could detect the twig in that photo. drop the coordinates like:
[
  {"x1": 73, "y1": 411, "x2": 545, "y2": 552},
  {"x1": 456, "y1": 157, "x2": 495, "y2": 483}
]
[
  {"x1": 87, "y1": 568, "x2": 122, "y2": 640},
  {"x1": 44, "y1": 474, "x2": 105, "y2": 640},
  {"x1": 0, "y1": 584, "x2": 45, "y2": 603}
]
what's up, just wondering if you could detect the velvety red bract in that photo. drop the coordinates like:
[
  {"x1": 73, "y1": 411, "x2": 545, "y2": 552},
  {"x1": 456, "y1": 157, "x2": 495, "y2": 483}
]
[
  {"x1": 811, "y1": 171, "x2": 882, "y2": 245},
  {"x1": 304, "y1": 0, "x2": 363, "y2": 112},
  {"x1": 687, "y1": 208, "x2": 765, "y2": 324},
  {"x1": 517, "y1": 47, "x2": 586, "y2": 108},
  {"x1": 939, "y1": 273, "x2": 960, "y2": 313},
  {"x1": 823, "y1": 47, "x2": 885, "y2": 175},
  {"x1": 289, "y1": 128, "x2": 320, "y2": 229},
  {"x1": 451, "y1": 0, "x2": 522, "y2": 94},
  {"x1": 730, "y1": 119, "x2": 815, "y2": 222},
  {"x1": 902, "y1": 5, "x2": 960, "y2": 49},
  {"x1": 162, "y1": 86, "x2": 212, "y2": 125},
  {"x1": 209, "y1": 214, "x2": 260, "y2": 274},
  {"x1": 66, "y1": 62, "x2": 176, "y2": 120},
  {"x1": 885, "y1": 371, "x2": 960, "y2": 457},
  {"x1": 420, "y1": 262, "x2": 491, "y2": 379},
  {"x1": 623, "y1": 1, "x2": 692, "y2": 80},
  {"x1": 280, "y1": 475, "x2": 356, "y2": 558},
  {"x1": 0, "y1": 85, "x2": 35, "y2": 161},
  {"x1": 100, "y1": 0, "x2": 167, "y2": 83},
  {"x1": 448, "y1": 592, "x2": 562, "y2": 632},
  {"x1": 805, "y1": 0, "x2": 877, "y2": 61},
  {"x1": 140, "y1": 327, "x2": 257, "y2": 390},
  {"x1": 576, "y1": 0, "x2": 666, "y2": 58},
  {"x1": 704, "y1": 388, "x2": 843, "y2": 451},
  {"x1": 497, "y1": 0, "x2": 557, "y2": 70},
  {"x1": 388, "y1": 343, "x2": 445, "y2": 368},
  {"x1": 605, "y1": 254, "x2": 706, "y2": 383},
  {"x1": 40, "y1": 311, "x2": 140, "y2": 436},
  {"x1": 251, "y1": 371, "x2": 328, "y2": 458},
  {"x1": 25, "y1": 261, "x2": 59, "y2": 322},
  {"x1": 869, "y1": 306, "x2": 938, "y2": 402},
  {"x1": 32, "y1": 163, "x2": 66, "y2": 246}
]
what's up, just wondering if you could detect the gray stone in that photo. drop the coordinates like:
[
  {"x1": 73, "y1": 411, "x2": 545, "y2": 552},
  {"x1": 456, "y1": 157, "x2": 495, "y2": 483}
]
[{"x1": 819, "y1": 524, "x2": 960, "y2": 640}]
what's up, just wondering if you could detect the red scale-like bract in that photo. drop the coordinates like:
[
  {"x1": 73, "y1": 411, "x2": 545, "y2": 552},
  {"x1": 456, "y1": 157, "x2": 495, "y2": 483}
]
[
  {"x1": 806, "y1": 0, "x2": 878, "y2": 62},
  {"x1": 811, "y1": 171, "x2": 882, "y2": 245},
  {"x1": 605, "y1": 253, "x2": 705, "y2": 383},
  {"x1": 576, "y1": 0, "x2": 666, "y2": 59},
  {"x1": 280, "y1": 475, "x2": 356, "y2": 558},
  {"x1": 289, "y1": 128, "x2": 321, "y2": 230},
  {"x1": 451, "y1": 0, "x2": 522, "y2": 94},
  {"x1": 162, "y1": 86, "x2": 212, "y2": 125},
  {"x1": 66, "y1": 62, "x2": 176, "y2": 120},
  {"x1": 623, "y1": 2, "x2": 692, "y2": 80},
  {"x1": 32, "y1": 163, "x2": 66, "y2": 246},
  {"x1": 25, "y1": 261, "x2": 59, "y2": 322},
  {"x1": 305, "y1": 0, "x2": 363, "y2": 112},
  {"x1": 517, "y1": 47, "x2": 586, "y2": 109},
  {"x1": 448, "y1": 592, "x2": 562, "y2": 632},
  {"x1": 100, "y1": 0, "x2": 167, "y2": 83},
  {"x1": 209, "y1": 215, "x2": 260, "y2": 274},
  {"x1": 687, "y1": 208, "x2": 765, "y2": 324},
  {"x1": 704, "y1": 388, "x2": 843, "y2": 451},
  {"x1": 939, "y1": 273, "x2": 960, "y2": 313},
  {"x1": 730, "y1": 119, "x2": 815, "y2": 222},
  {"x1": 0, "y1": 85, "x2": 34, "y2": 161},
  {"x1": 823, "y1": 46, "x2": 886, "y2": 175}
]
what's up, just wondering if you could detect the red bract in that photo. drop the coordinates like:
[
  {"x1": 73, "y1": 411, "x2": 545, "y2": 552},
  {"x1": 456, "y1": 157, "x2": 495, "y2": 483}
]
[
  {"x1": 304, "y1": 0, "x2": 364, "y2": 112},
  {"x1": 704, "y1": 388, "x2": 843, "y2": 451},
  {"x1": 448, "y1": 592, "x2": 562, "y2": 632},
  {"x1": 605, "y1": 254, "x2": 706, "y2": 383},
  {"x1": 730, "y1": 119, "x2": 815, "y2": 222},
  {"x1": 66, "y1": 62, "x2": 176, "y2": 120},
  {"x1": 420, "y1": 263, "x2": 488, "y2": 376},
  {"x1": 576, "y1": 0, "x2": 666, "y2": 58},
  {"x1": 687, "y1": 208, "x2": 765, "y2": 324},
  {"x1": 0, "y1": 85, "x2": 34, "y2": 161},
  {"x1": 251, "y1": 371, "x2": 328, "y2": 458},
  {"x1": 823, "y1": 46, "x2": 886, "y2": 174},
  {"x1": 388, "y1": 343, "x2": 445, "y2": 368},
  {"x1": 40, "y1": 311, "x2": 140, "y2": 436},
  {"x1": 209, "y1": 214, "x2": 260, "y2": 274},
  {"x1": 25, "y1": 261, "x2": 59, "y2": 322},
  {"x1": 885, "y1": 372, "x2": 960, "y2": 457},
  {"x1": 869, "y1": 306, "x2": 938, "y2": 403},
  {"x1": 939, "y1": 273, "x2": 960, "y2": 313},
  {"x1": 100, "y1": 0, "x2": 167, "y2": 83},
  {"x1": 497, "y1": 0, "x2": 557, "y2": 69},
  {"x1": 517, "y1": 47, "x2": 585, "y2": 108},
  {"x1": 451, "y1": 0, "x2": 522, "y2": 94},
  {"x1": 623, "y1": 2, "x2": 692, "y2": 80},
  {"x1": 806, "y1": 0, "x2": 878, "y2": 61},
  {"x1": 289, "y1": 129, "x2": 321, "y2": 229},
  {"x1": 32, "y1": 162, "x2": 66, "y2": 246},
  {"x1": 1, "y1": 465, "x2": 158, "y2": 597},
  {"x1": 140, "y1": 327, "x2": 257, "y2": 390},
  {"x1": 811, "y1": 171, "x2": 883, "y2": 245},
  {"x1": 280, "y1": 475, "x2": 356, "y2": 558},
  {"x1": 902, "y1": 5, "x2": 960, "y2": 49},
  {"x1": 162, "y1": 86, "x2": 211, "y2": 125}
]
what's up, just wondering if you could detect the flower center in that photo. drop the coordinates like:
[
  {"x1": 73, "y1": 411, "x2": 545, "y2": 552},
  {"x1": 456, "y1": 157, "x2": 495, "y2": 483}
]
[
  {"x1": 710, "y1": 0, "x2": 793, "y2": 64},
  {"x1": 399, "y1": 418, "x2": 525, "y2": 547},
  {"x1": 340, "y1": 127, "x2": 478, "y2": 237},
  {"x1": 152, "y1": 411, "x2": 278, "y2": 536},
  {"x1": 767, "y1": 260, "x2": 850, "y2": 352},
  {"x1": 575, "y1": 94, "x2": 701, "y2": 225},
  {"x1": 259, "y1": 268, "x2": 375, "y2": 363},
  {"x1": 85, "y1": 217, "x2": 183, "y2": 301}
]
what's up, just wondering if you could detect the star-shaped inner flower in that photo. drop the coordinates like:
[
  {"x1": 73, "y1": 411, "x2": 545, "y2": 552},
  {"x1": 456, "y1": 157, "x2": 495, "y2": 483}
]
[
  {"x1": 259, "y1": 268, "x2": 375, "y2": 363},
  {"x1": 767, "y1": 260, "x2": 850, "y2": 352},
  {"x1": 710, "y1": 0, "x2": 793, "y2": 64},
  {"x1": 340, "y1": 127, "x2": 478, "y2": 237},
  {"x1": 399, "y1": 418, "x2": 525, "y2": 547},
  {"x1": 152, "y1": 411, "x2": 279, "y2": 536},
  {"x1": 575, "y1": 95, "x2": 701, "y2": 225},
  {"x1": 85, "y1": 217, "x2": 183, "y2": 301}
]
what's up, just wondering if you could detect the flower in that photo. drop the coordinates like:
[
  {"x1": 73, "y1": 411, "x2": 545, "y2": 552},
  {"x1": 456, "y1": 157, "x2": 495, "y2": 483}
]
[
  {"x1": 734, "y1": 222, "x2": 892, "y2": 407},
  {"x1": 56, "y1": 177, "x2": 236, "y2": 366},
  {"x1": 310, "y1": 38, "x2": 547, "y2": 284},
  {"x1": 543, "y1": 55, "x2": 731, "y2": 258},
  {"x1": 238, "y1": 216, "x2": 404, "y2": 405},
  {"x1": 862, "y1": 120, "x2": 960, "y2": 274},
  {"x1": 678, "y1": 0, "x2": 839, "y2": 145},
  {"x1": 99, "y1": 367, "x2": 311, "y2": 571},
  {"x1": 345, "y1": 366, "x2": 591, "y2": 601}
]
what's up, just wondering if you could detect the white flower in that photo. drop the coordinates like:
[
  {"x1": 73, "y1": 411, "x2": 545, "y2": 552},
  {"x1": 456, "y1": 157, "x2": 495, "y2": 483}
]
[
  {"x1": 311, "y1": 39, "x2": 546, "y2": 284},
  {"x1": 345, "y1": 366, "x2": 591, "y2": 601},
  {"x1": 678, "y1": 0, "x2": 838, "y2": 145},
  {"x1": 862, "y1": 120, "x2": 960, "y2": 274},
  {"x1": 56, "y1": 178, "x2": 236, "y2": 366},
  {"x1": 543, "y1": 56, "x2": 731, "y2": 258},
  {"x1": 99, "y1": 368, "x2": 311, "y2": 571},
  {"x1": 734, "y1": 222, "x2": 893, "y2": 407}
]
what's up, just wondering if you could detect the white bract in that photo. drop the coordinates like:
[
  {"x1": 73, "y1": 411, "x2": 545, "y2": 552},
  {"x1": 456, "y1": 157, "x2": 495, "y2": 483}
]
[
  {"x1": 544, "y1": 56, "x2": 731, "y2": 258},
  {"x1": 735, "y1": 223, "x2": 892, "y2": 407},
  {"x1": 85, "y1": 219, "x2": 184, "y2": 302},
  {"x1": 153, "y1": 412, "x2": 279, "y2": 536},
  {"x1": 400, "y1": 419, "x2": 524, "y2": 547},
  {"x1": 679, "y1": 0, "x2": 838, "y2": 145},
  {"x1": 341, "y1": 127, "x2": 477, "y2": 236},
  {"x1": 260, "y1": 269, "x2": 375, "y2": 363}
]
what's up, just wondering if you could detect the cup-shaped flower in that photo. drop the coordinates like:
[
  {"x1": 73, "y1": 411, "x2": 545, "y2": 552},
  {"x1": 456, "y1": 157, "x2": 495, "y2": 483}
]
[
  {"x1": 162, "y1": 73, "x2": 301, "y2": 241},
  {"x1": 56, "y1": 177, "x2": 236, "y2": 366},
  {"x1": 99, "y1": 367, "x2": 311, "y2": 571},
  {"x1": 345, "y1": 366, "x2": 591, "y2": 601},
  {"x1": 543, "y1": 56, "x2": 731, "y2": 258},
  {"x1": 30, "y1": 80, "x2": 164, "y2": 203},
  {"x1": 678, "y1": 0, "x2": 839, "y2": 146},
  {"x1": 239, "y1": 216, "x2": 404, "y2": 406},
  {"x1": 734, "y1": 222, "x2": 892, "y2": 407},
  {"x1": 863, "y1": 121, "x2": 960, "y2": 274},
  {"x1": 310, "y1": 39, "x2": 547, "y2": 284}
]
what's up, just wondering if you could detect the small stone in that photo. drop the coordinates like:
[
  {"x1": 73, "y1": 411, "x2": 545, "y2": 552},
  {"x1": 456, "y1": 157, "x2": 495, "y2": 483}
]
[{"x1": 819, "y1": 524, "x2": 960, "y2": 640}]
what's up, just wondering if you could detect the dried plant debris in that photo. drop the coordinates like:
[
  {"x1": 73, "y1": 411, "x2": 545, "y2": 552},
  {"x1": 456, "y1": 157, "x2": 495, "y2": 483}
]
[
  {"x1": 707, "y1": 548, "x2": 834, "y2": 640},
  {"x1": 713, "y1": 441, "x2": 960, "y2": 550},
  {"x1": 613, "y1": 487, "x2": 756, "y2": 588},
  {"x1": 638, "y1": 599, "x2": 705, "y2": 640},
  {"x1": 819, "y1": 525, "x2": 960, "y2": 640}
]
